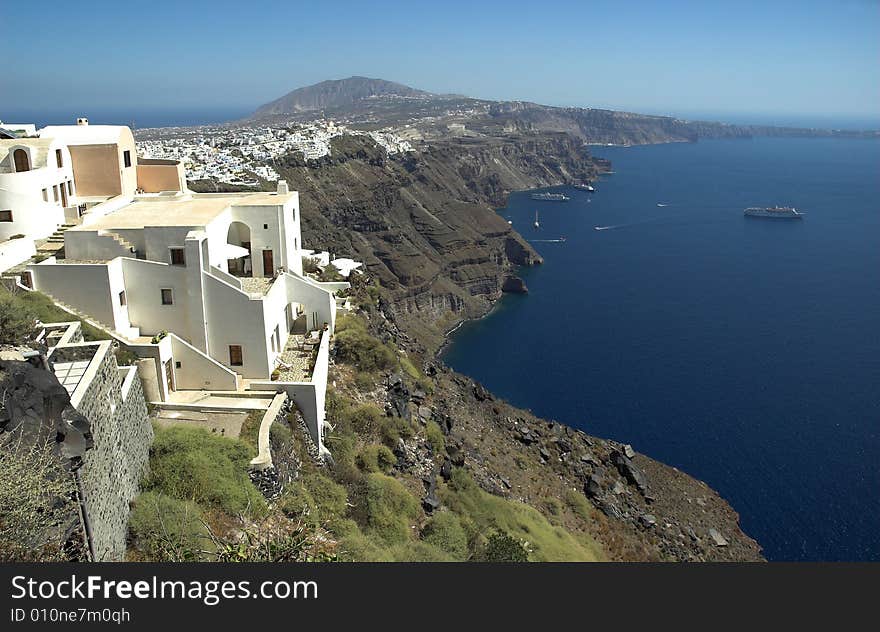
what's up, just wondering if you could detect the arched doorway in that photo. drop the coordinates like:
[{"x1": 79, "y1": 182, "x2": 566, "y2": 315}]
[
  {"x1": 226, "y1": 221, "x2": 252, "y2": 276},
  {"x1": 13, "y1": 149, "x2": 30, "y2": 172}
]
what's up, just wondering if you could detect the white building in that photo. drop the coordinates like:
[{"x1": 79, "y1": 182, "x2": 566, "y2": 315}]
[
  {"x1": 19, "y1": 121, "x2": 348, "y2": 453},
  {"x1": 0, "y1": 135, "x2": 76, "y2": 241}
]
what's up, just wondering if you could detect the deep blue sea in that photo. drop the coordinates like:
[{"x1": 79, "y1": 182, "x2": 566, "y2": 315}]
[{"x1": 443, "y1": 137, "x2": 880, "y2": 561}]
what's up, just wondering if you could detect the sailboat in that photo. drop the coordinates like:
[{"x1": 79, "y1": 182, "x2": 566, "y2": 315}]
[{"x1": 534, "y1": 210, "x2": 540, "y2": 229}]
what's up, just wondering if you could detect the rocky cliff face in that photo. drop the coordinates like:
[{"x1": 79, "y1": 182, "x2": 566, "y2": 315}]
[
  {"x1": 269, "y1": 132, "x2": 602, "y2": 349},
  {"x1": 479, "y1": 101, "x2": 878, "y2": 145}
]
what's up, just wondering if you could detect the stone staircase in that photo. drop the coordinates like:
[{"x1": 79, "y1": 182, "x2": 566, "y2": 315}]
[
  {"x1": 97, "y1": 230, "x2": 139, "y2": 258},
  {"x1": 36, "y1": 223, "x2": 76, "y2": 256}
]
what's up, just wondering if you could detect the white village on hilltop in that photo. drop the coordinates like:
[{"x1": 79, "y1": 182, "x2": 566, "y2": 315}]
[
  {"x1": 136, "y1": 120, "x2": 413, "y2": 187},
  {"x1": 0, "y1": 116, "x2": 365, "y2": 470}
]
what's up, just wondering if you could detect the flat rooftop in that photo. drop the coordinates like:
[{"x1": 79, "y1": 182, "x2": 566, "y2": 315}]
[{"x1": 67, "y1": 191, "x2": 294, "y2": 231}]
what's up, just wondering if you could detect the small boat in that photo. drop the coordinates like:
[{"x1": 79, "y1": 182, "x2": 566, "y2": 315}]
[
  {"x1": 573, "y1": 183, "x2": 595, "y2": 192},
  {"x1": 534, "y1": 210, "x2": 540, "y2": 229}
]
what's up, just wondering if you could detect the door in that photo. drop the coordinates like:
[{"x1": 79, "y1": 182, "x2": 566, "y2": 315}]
[{"x1": 262, "y1": 249, "x2": 274, "y2": 278}]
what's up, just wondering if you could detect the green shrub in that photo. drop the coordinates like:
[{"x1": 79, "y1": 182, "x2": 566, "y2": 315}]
[
  {"x1": 421, "y1": 512, "x2": 469, "y2": 560},
  {"x1": 440, "y1": 469, "x2": 603, "y2": 562},
  {"x1": 301, "y1": 472, "x2": 348, "y2": 522},
  {"x1": 480, "y1": 531, "x2": 529, "y2": 562},
  {"x1": 0, "y1": 291, "x2": 37, "y2": 345},
  {"x1": 333, "y1": 316, "x2": 396, "y2": 372},
  {"x1": 278, "y1": 483, "x2": 318, "y2": 525},
  {"x1": 354, "y1": 372, "x2": 376, "y2": 391},
  {"x1": 270, "y1": 420, "x2": 293, "y2": 446},
  {"x1": 338, "y1": 531, "x2": 390, "y2": 562},
  {"x1": 356, "y1": 444, "x2": 397, "y2": 473},
  {"x1": 425, "y1": 420, "x2": 445, "y2": 453},
  {"x1": 357, "y1": 474, "x2": 420, "y2": 545},
  {"x1": 128, "y1": 492, "x2": 211, "y2": 561},
  {"x1": 378, "y1": 415, "x2": 414, "y2": 447},
  {"x1": 319, "y1": 263, "x2": 344, "y2": 282},
  {"x1": 144, "y1": 424, "x2": 265, "y2": 516},
  {"x1": 345, "y1": 403, "x2": 385, "y2": 435},
  {"x1": 301, "y1": 256, "x2": 320, "y2": 274}
]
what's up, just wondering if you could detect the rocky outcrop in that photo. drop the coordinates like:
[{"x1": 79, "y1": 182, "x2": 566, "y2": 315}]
[{"x1": 501, "y1": 275, "x2": 528, "y2": 294}]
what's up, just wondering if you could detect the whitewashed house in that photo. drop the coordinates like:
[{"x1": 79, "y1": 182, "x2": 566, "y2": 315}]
[{"x1": 19, "y1": 121, "x2": 347, "y2": 453}]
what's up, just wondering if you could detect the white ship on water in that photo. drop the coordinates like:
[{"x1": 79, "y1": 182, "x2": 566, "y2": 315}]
[
  {"x1": 531, "y1": 192, "x2": 570, "y2": 201},
  {"x1": 744, "y1": 206, "x2": 803, "y2": 219}
]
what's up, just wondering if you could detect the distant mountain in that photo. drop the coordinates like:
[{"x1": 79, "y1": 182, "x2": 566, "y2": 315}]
[
  {"x1": 253, "y1": 76, "x2": 434, "y2": 117},
  {"x1": 252, "y1": 77, "x2": 879, "y2": 143}
]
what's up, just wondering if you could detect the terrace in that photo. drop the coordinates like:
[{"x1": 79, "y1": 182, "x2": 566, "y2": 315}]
[{"x1": 274, "y1": 330, "x2": 323, "y2": 383}]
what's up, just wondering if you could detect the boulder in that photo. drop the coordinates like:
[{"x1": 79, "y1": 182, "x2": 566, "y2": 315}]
[
  {"x1": 585, "y1": 473, "x2": 604, "y2": 498},
  {"x1": 708, "y1": 528, "x2": 729, "y2": 547},
  {"x1": 439, "y1": 458, "x2": 453, "y2": 481},
  {"x1": 638, "y1": 514, "x2": 657, "y2": 528},
  {"x1": 472, "y1": 382, "x2": 494, "y2": 402},
  {"x1": 610, "y1": 450, "x2": 648, "y2": 496}
]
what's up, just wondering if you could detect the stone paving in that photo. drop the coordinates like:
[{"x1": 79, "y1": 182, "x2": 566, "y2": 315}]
[
  {"x1": 240, "y1": 276, "x2": 273, "y2": 295},
  {"x1": 276, "y1": 334, "x2": 314, "y2": 382}
]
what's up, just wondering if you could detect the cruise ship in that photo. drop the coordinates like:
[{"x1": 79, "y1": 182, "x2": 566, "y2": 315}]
[
  {"x1": 531, "y1": 192, "x2": 570, "y2": 201},
  {"x1": 744, "y1": 206, "x2": 803, "y2": 219}
]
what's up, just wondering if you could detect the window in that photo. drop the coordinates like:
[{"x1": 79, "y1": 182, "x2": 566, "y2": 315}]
[
  {"x1": 53, "y1": 185, "x2": 59, "y2": 202},
  {"x1": 175, "y1": 361, "x2": 182, "y2": 369},
  {"x1": 123, "y1": 150, "x2": 132, "y2": 168},
  {"x1": 42, "y1": 188, "x2": 48, "y2": 202},
  {"x1": 118, "y1": 290, "x2": 126, "y2": 306},
  {"x1": 0, "y1": 210, "x2": 12, "y2": 222},
  {"x1": 170, "y1": 248, "x2": 185, "y2": 266},
  {"x1": 263, "y1": 223, "x2": 268, "y2": 229},
  {"x1": 56, "y1": 149, "x2": 63, "y2": 168},
  {"x1": 229, "y1": 345, "x2": 243, "y2": 367},
  {"x1": 67, "y1": 181, "x2": 73, "y2": 195},
  {"x1": 160, "y1": 288, "x2": 173, "y2": 305}
]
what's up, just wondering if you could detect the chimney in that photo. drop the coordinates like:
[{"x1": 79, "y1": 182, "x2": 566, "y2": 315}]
[
  {"x1": 76, "y1": 117, "x2": 89, "y2": 126},
  {"x1": 277, "y1": 180, "x2": 289, "y2": 195}
]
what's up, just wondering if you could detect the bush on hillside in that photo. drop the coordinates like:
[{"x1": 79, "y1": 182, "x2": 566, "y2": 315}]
[
  {"x1": 356, "y1": 444, "x2": 397, "y2": 473},
  {"x1": 356, "y1": 473, "x2": 420, "y2": 545},
  {"x1": 128, "y1": 492, "x2": 211, "y2": 561},
  {"x1": 143, "y1": 424, "x2": 265, "y2": 516},
  {"x1": 421, "y1": 511, "x2": 469, "y2": 560},
  {"x1": 0, "y1": 291, "x2": 36, "y2": 345},
  {"x1": 333, "y1": 316, "x2": 396, "y2": 372},
  {"x1": 425, "y1": 420, "x2": 445, "y2": 453},
  {"x1": 480, "y1": 531, "x2": 529, "y2": 562},
  {"x1": 440, "y1": 469, "x2": 602, "y2": 562}
]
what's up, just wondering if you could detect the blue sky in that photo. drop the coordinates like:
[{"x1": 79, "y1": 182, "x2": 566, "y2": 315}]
[{"x1": 3, "y1": 0, "x2": 878, "y2": 124}]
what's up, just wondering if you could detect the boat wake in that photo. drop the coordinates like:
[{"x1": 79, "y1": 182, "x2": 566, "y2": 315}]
[
  {"x1": 657, "y1": 203, "x2": 670, "y2": 207},
  {"x1": 531, "y1": 238, "x2": 567, "y2": 243},
  {"x1": 593, "y1": 225, "x2": 620, "y2": 231}
]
